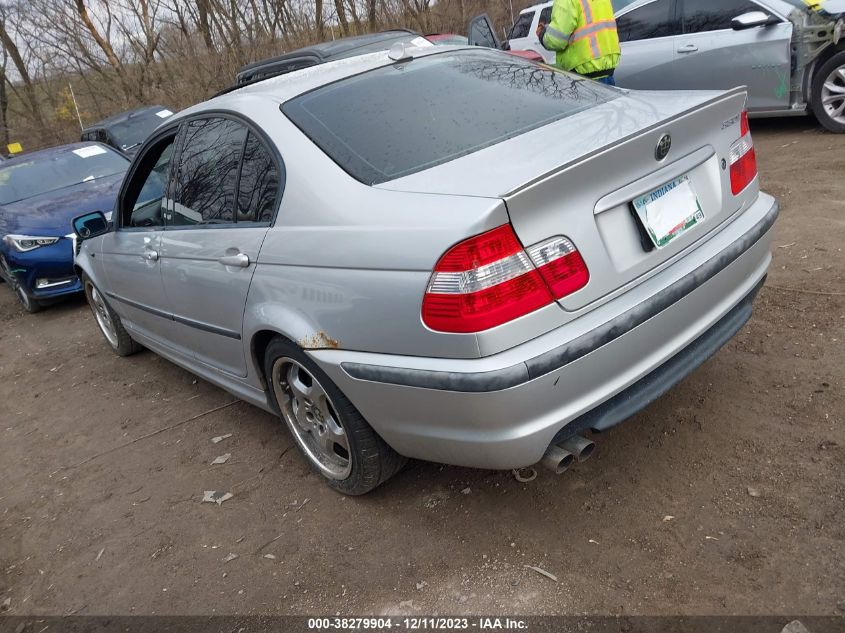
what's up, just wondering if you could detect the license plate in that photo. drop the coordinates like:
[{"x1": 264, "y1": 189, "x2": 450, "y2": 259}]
[{"x1": 632, "y1": 176, "x2": 704, "y2": 249}]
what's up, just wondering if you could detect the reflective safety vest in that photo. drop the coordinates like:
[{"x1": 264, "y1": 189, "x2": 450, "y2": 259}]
[{"x1": 541, "y1": 0, "x2": 621, "y2": 76}]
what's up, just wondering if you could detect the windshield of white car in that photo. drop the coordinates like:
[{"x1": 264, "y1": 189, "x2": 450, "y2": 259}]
[
  {"x1": 282, "y1": 50, "x2": 619, "y2": 185},
  {"x1": 0, "y1": 146, "x2": 127, "y2": 205}
]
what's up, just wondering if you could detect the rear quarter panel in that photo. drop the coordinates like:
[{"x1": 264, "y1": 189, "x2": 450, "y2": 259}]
[{"x1": 242, "y1": 115, "x2": 512, "y2": 362}]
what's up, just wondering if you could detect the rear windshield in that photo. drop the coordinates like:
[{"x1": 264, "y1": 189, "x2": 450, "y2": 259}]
[{"x1": 282, "y1": 50, "x2": 618, "y2": 184}]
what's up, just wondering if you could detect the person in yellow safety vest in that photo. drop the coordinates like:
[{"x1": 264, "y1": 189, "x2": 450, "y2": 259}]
[{"x1": 536, "y1": 0, "x2": 621, "y2": 85}]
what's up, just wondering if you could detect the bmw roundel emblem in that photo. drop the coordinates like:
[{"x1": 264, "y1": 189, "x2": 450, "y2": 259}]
[{"x1": 655, "y1": 134, "x2": 672, "y2": 161}]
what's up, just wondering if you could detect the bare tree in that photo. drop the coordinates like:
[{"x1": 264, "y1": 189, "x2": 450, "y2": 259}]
[
  {"x1": 0, "y1": 4, "x2": 46, "y2": 127},
  {"x1": 0, "y1": 0, "x2": 529, "y2": 150},
  {"x1": 0, "y1": 45, "x2": 10, "y2": 151}
]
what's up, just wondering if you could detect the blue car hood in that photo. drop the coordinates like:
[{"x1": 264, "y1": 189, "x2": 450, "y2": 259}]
[{"x1": 0, "y1": 172, "x2": 123, "y2": 237}]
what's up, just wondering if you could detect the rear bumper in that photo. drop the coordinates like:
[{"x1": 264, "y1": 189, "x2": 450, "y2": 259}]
[
  {"x1": 551, "y1": 275, "x2": 763, "y2": 445},
  {"x1": 311, "y1": 193, "x2": 778, "y2": 469}
]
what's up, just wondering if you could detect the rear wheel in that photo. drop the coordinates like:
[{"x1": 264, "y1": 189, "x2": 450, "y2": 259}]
[
  {"x1": 264, "y1": 337, "x2": 406, "y2": 495},
  {"x1": 811, "y1": 50, "x2": 845, "y2": 133},
  {"x1": 83, "y1": 274, "x2": 141, "y2": 356}
]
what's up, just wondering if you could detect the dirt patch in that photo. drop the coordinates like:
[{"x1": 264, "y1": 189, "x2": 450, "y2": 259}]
[{"x1": 0, "y1": 118, "x2": 842, "y2": 616}]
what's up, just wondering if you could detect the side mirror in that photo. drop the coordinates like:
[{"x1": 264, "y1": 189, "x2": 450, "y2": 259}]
[
  {"x1": 731, "y1": 11, "x2": 777, "y2": 30},
  {"x1": 72, "y1": 211, "x2": 110, "y2": 240}
]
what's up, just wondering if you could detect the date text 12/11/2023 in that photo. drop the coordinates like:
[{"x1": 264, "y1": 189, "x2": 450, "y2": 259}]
[{"x1": 307, "y1": 617, "x2": 529, "y2": 630}]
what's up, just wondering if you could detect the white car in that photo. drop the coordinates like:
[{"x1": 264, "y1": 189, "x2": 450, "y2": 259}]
[
  {"x1": 506, "y1": 1, "x2": 555, "y2": 64},
  {"x1": 507, "y1": 0, "x2": 845, "y2": 131},
  {"x1": 507, "y1": 1, "x2": 640, "y2": 63}
]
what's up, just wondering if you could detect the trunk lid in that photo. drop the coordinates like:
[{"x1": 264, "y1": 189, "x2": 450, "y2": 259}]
[{"x1": 379, "y1": 87, "x2": 756, "y2": 311}]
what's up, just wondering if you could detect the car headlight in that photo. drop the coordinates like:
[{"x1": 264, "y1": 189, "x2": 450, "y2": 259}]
[{"x1": 3, "y1": 234, "x2": 61, "y2": 252}]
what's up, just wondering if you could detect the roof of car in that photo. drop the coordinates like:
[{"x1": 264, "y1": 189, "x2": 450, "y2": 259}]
[
  {"x1": 616, "y1": 0, "x2": 807, "y2": 14},
  {"x1": 182, "y1": 44, "x2": 469, "y2": 120},
  {"x1": 1, "y1": 141, "x2": 121, "y2": 167},
  {"x1": 238, "y1": 30, "x2": 418, "y2": 74},
  {"x1": 518, "y1": 1, "x2": 551, "y2": 12},
  {"x1": 83, "y1": 105, "x2": 170, "y2": 131}
]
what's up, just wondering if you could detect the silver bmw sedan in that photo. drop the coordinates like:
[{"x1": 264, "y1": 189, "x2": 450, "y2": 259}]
[{"x1": 72, "y1": 45, "x2": 778, "y2": 494}]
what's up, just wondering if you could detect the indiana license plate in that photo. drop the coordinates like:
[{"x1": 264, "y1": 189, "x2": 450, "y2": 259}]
[{"x1": 632, "y1": 176, "x2": 704, "y2": 249}]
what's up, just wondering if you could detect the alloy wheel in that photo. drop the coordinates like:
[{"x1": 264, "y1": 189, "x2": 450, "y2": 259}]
[
  {"x1": 271, "y1": 357, "x2": 352, "y2": 480},
  {"x1": 85, "y1": 282, "x2": 119, "y2": 348},
  {"x1": 821, "y1": 64, "x2": 845, "y2": 125}
]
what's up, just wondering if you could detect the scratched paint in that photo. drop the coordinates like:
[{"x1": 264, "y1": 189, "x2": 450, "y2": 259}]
[{"x1": 775, "y1": 69, "x2": 790, "y2": 99}]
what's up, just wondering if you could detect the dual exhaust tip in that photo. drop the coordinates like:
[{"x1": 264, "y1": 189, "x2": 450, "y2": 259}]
[{"x1": 540, "y1": 435, "x2": 595, "y2": 475}]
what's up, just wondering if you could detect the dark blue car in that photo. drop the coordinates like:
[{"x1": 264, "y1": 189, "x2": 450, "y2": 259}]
[{"x1": 0, "y1": 142, "x2": 129, "y2": 312}]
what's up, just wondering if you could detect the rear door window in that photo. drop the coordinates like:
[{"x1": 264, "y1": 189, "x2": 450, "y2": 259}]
[
  {"x1": 282, "y1": 50, "x2": 618, "y2": 185},
  {"x1": 236, "y1": 132, "x2": 280, "y2": 223},
  {"x1": 681, "y1": 0, "x2": 766, "y2": 33},
  {"x1": 616, "y1": 0, "x2": 680, "y2": 42},
  {"x1": 169, "y1": 118, "x2": 246, "y2": 226},
  {"x1": 468, "y1": 14, "x2": 499, "y2": 48},
  {"x1": 509, "y1": 12, "x2": 535, "y2": 39}
]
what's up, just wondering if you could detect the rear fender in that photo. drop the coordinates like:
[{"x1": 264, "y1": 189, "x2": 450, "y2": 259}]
[{"x1": 243, "y1": 301, "x2": 332, "y2": 387}]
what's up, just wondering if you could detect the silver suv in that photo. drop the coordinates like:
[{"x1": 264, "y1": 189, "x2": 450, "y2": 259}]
[{"x1": 74, "y1": 46, "x2": 778, "y2": 494}]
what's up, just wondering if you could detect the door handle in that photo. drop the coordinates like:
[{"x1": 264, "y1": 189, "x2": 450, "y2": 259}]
[
  {"x1": 677, "y1": 44, "x2": 699, "y2": 53},
  {"x1": 218, "y1": 253, "x2": 250, "y2": 268},
  {"x1": 143, "y1": 250, "x2": 159, "y2": 261}
]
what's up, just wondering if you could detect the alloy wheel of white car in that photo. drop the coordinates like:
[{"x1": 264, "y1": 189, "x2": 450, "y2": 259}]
[
  {"x1": 813, "y1": 51, "x2": 845, "y2": 133},
  {"x1": 821, "y1": 64, "x2": 845, "y2": 125}
]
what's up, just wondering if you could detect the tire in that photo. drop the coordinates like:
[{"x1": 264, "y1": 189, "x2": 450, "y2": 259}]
[
  {"x1": 264, "y1": 336, "x2": 406, "y2": 495},
  {"x1": 82, "y1": 274, "x2": 141, "y2": 357},
  {"x1": 811, "y1": 49, "x2": 845, "y2": 134},
  {"x1": 15, "y1": 284, "x2": 43, "y2": 313},
  {"x1": 0, "y1": 255, "x2": 40, "y2": 312}
]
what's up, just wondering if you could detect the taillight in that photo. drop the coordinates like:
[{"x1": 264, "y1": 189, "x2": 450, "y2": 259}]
[
  {"x1": 526, "y1": 237, "x2": 590, "y2": 299},
  {"x1": 729, "y1": 111, "x2": 757, "y2": 195},
  {"x1": 422, "y1": 225, "x2": 589, "y2": 333}
]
